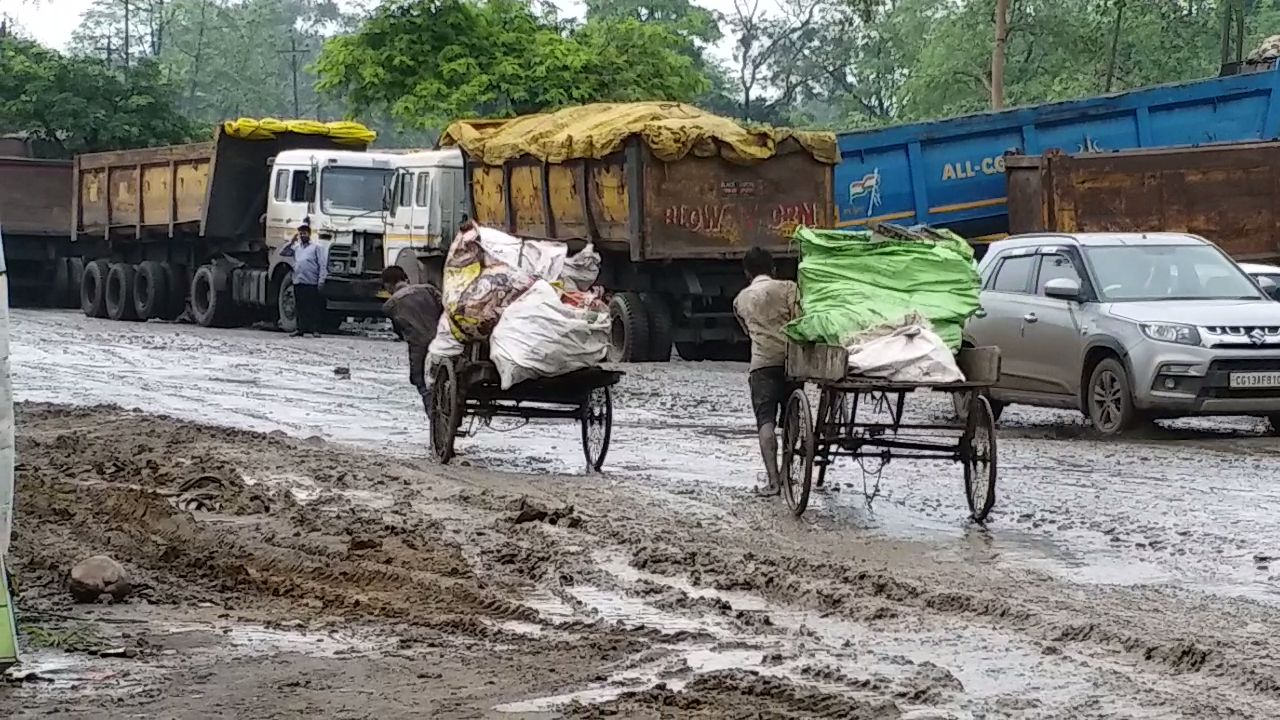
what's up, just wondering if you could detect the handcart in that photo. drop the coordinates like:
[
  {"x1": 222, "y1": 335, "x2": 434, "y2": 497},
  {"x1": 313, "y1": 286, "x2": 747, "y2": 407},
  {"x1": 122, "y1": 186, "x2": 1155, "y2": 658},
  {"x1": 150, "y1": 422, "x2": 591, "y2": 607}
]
[
  {"x1": 430, "y1": 343, "x2": 622, "y2": 470},
  {"x1": 781, "y1": 343, "x2": 1001, "y2": 522}
]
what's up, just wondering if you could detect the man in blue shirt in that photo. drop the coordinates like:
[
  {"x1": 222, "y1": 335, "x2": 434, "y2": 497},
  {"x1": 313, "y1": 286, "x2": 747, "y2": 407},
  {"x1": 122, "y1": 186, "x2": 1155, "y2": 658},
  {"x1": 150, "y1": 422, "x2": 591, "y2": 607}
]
[{"x1": 286, "y1": 220, "x2": 327, "y2": 337}]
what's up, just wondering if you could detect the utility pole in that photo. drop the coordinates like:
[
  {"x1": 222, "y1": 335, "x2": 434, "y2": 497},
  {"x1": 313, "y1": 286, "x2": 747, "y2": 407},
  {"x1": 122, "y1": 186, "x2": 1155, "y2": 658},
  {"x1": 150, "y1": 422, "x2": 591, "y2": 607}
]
[
  {"x1": 123, "y1": 0, "x2": 131, "y2": 69},
  {"x1": 278, "y1": 34, "x2": 308, "y2": 118}
]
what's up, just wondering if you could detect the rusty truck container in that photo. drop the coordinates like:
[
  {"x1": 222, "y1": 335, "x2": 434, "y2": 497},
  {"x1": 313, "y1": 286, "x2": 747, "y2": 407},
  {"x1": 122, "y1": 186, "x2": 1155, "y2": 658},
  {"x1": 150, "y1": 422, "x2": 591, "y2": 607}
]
[
  {"x1": 74, "y1": 128, "x2": 355, "y2": 242},
  {"x1": 0, "y1": 156, "x2": 72, "y2": 238},
  {"x1": 1006, "y1": 143, "x2": 1280, "y2": 261},
  {"x1": 463, "y1": 138, "x2": 833, "y2": 260},
  {"x1": 0, "y1": 155, "x2": 75, "y2": 306}
]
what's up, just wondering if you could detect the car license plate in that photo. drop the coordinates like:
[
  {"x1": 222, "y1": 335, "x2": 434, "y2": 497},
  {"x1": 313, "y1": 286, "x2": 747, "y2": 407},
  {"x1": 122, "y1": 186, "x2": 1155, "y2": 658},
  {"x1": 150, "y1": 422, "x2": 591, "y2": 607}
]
[{"x1": 1229, "y1": 372, "x2": 1280, "y2": 389}]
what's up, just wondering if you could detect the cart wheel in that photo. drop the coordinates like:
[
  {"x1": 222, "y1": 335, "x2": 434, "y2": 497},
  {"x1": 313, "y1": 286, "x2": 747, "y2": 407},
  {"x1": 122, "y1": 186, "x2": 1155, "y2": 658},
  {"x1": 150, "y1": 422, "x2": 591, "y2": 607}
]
[
  {"x1": 781, "y1": 389, "x2": 816, "y2": 517},
  {"x1": 430, "y1": 361, "x2": 462, "y2": 464},
  {"x1": 581, "y1": 386, "x2": 613, "y2": 472},
  {"x1": 963, "y1": 394, "x2": 998, "y2": 523}
]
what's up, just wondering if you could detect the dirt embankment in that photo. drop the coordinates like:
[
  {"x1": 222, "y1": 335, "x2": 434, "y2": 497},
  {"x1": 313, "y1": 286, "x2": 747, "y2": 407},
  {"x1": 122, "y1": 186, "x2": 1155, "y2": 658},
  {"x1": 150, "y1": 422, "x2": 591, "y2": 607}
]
[{"x1": 8, "y1": 403, "x2": 1280, "y2": 719}]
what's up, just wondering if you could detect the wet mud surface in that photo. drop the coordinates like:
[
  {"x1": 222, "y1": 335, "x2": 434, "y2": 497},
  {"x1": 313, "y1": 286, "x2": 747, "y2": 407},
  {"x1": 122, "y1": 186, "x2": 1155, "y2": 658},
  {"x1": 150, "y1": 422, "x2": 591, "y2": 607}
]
[{"x1": 4, "y1": 309, "x2": 1280, "y2": 718}]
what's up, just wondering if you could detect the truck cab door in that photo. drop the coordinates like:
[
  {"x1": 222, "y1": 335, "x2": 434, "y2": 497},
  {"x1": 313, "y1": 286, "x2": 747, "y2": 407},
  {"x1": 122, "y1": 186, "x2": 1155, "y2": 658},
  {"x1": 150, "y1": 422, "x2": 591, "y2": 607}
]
[
  {"x1": 266, "y1": 166, "x2": 308, "y2": 252},
  {"x1": 384, "y1": 167, "x2": 432, "y2": 282}
]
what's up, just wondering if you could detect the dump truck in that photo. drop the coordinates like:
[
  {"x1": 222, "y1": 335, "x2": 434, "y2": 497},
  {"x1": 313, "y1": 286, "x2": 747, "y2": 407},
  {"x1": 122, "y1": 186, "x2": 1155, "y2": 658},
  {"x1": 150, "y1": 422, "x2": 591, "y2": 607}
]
[
  {"x1": 0, "y1": 152, "x2": 76, "y2": 307},
  {"x1": 835, "y1": 62, "x2": 1280, "y2": 248},
  {"x1": 1005, "y1": 142, "x2": 1280, "y2": 262},
  {"x1": 441, "y1": 103, "x2": 837, "y2": 362},
  {"x1": 71, "y1": 120, "x2": 396, "y2": 330}
]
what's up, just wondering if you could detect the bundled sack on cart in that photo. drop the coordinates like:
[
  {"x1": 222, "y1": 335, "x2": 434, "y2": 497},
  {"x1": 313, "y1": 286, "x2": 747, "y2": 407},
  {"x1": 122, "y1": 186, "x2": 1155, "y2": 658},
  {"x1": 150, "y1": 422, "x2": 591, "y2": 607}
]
[
  {"x1": 490, "y1": 281, "x2": 610, "y2": 389},
  {"x1": 432, "y1": 224, "x2": 601, "y2": 346},
  {"x1": 784, "y1": 224, "x2": 980, "y2": 382}
]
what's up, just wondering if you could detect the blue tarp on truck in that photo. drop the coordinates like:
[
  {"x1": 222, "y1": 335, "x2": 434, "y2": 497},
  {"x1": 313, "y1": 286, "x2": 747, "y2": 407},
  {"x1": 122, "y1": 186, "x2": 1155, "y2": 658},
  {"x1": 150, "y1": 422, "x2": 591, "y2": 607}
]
[{"x1": 835, "y1": 66, "x2": 1280, "y2": 243}]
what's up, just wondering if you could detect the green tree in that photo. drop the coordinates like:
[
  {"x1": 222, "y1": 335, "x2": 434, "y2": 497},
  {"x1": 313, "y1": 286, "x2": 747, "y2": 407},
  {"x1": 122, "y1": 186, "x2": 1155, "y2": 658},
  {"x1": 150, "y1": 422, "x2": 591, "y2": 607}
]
[
  {"x1": 314, "y1": 0, "x2": 711, "y2": 129},
  {"x1": 0, "y1": 37, "x2": 196, "y2": 157}
]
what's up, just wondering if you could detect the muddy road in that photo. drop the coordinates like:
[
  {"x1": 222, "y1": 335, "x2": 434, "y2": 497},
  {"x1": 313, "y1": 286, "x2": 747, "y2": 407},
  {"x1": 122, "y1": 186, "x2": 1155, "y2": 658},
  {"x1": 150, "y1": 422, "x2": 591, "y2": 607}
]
[{"x1": 3, "y1": 309, "x2": 1280, "y2": 718}]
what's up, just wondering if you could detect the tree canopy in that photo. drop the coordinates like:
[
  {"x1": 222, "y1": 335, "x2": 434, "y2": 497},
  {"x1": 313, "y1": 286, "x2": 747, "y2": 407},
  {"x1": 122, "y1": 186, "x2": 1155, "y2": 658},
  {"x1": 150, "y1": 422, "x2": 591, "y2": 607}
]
[
  {"x1": 0, "y1": 36, "x2": 196, "y2": 157},
  {"x1": 313, "y1": 0, "x2": 710, "y2": 129}
]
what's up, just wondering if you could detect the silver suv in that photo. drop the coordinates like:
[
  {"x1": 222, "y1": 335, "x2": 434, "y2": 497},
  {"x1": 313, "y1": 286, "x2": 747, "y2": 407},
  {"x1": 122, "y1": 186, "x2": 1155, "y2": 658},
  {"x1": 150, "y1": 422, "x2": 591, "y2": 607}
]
[{"x1": 963, "y1": 233, "x2": 1280, "y2": 435}]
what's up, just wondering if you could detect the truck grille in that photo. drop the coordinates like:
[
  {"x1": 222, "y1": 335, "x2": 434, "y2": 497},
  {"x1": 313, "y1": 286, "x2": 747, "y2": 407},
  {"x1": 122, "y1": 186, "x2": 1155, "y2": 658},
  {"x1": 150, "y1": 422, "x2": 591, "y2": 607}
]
[
  {"x1": 328, "y1": 244, "x2": 355, "y2": 262},
  {"x1": 358, "y1": 232, "x2": 385, "y2": 272}
]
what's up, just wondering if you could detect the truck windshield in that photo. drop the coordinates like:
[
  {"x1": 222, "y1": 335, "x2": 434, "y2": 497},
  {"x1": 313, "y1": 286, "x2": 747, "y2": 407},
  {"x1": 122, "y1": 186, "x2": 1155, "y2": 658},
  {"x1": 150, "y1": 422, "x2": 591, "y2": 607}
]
[
  {"x1": 1084, "y1": 244, "x2": 1263, "y2": 302},
  {"x1": 319, "y1": 167, "x2": 392, "y2": 215}
]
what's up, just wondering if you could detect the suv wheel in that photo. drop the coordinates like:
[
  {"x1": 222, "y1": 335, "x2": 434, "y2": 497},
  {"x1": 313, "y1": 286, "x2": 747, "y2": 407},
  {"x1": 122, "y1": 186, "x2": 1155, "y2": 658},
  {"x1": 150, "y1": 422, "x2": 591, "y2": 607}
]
[{"x1": 1087, "y1": 358, "x2": 1138, "y2": 435}]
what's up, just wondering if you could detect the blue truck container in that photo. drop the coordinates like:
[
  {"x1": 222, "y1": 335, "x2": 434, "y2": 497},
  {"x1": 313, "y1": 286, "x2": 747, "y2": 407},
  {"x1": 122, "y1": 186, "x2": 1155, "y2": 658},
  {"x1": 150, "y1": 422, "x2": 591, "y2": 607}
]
[{"x1": 835, "y1": 65, "x2": 1280, "y2": 244}]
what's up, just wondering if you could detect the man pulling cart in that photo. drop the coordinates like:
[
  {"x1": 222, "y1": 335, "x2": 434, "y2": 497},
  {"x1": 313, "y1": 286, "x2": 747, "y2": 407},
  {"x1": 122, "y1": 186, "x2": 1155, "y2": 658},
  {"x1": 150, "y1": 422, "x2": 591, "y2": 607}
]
[{"x1": 745, "y1": 223, "x2": 1001, "y2": 522}]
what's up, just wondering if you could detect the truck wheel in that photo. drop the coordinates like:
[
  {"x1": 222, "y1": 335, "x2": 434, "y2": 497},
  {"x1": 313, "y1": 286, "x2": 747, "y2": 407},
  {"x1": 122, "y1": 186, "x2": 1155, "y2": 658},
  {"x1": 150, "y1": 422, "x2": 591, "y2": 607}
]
[
  {"x1": 105, "y1": 263, "x2": 140, "y2": 321},
  {"x1": 191, "y1": 264, "x2": 234, "y2": 328},
  {"x1": 275, "y1": 270, "x2": 298, "y2": 333},
  {"x1": 702, "y1": 341, "x2": 749, "y2": 362},
  {"x1": 133, "y1": 261, "x2": 170, "y2": 320},
  {"x1": 674, "y1": 342, "x2": 704, "y2": 361},
  {"x1": 319, "y1": 312, "x2": 345, "y2": 333},
  {"x1": 642, "y1": 293, "x2": 673, "y2": 362},
  {"x1": 421, "y1": 257, "x2": 444, "y2": 294},
  {"x1": 608, "y1": 292, "x2": 650, "y2": 363},
  {"x1": 67, "y1": 258, "x2": 85, "y2": 309},
  {"x1": 81, "y1": 260, "x2": 110, "y2": 318},
  {"x1": 157, "y1": 263, "x2": 185, "y2": 321}
]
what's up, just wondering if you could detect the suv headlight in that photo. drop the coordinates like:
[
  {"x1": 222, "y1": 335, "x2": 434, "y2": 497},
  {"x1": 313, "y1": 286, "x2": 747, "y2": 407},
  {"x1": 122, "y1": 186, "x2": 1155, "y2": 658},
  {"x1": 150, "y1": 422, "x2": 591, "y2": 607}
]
[{"x1": 1140, "y1": 322, "x2": 1201, "y2": 346}]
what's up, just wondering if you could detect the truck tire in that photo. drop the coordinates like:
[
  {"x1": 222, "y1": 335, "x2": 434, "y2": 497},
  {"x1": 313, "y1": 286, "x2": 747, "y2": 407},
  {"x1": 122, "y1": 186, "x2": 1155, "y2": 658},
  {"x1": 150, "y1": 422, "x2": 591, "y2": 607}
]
[
  {"x1": 133, "y1": 261, "x2": 170, "y2": 320},
  {"x1": 642, "y1": 293, "x2": 673, "y2": 362},
  {"x1": 81, "y1": 260, "x2": 110, "y2": 318},
  {"x1": 319, "y1": 311, "x2": 345, "y2": 333},
  {"x1": 275, "y1": 270, "x2": 298, "y2": 333},
  {"x1": 422, "y1": 257, "x2": 444, "y2": 293},
  {"x1": 67, "y1": 258, "x2": 85, "y2": 309},
  {"x1": 675, "y1": 342, "x2": 705, "y2": 361},
  {"x1": 158, "y1": 262, "x2": 185, "y2": 321},
  {"x1": 190, "y1": 264, "x2": 235, "y2": 328},
  {"x1": 105, "y1": 263, "x2": 140, "y2": 321},
  {"x1": 608, "y1": 292, "x2": 650, "y2": 363}
]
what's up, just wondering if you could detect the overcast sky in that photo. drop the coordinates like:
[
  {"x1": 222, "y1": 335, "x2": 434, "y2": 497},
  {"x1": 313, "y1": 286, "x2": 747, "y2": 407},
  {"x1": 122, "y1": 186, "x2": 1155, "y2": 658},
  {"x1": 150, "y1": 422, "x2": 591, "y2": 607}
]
[{"x1": 6, "y1": 0, "x2": 741, "y2": 54}]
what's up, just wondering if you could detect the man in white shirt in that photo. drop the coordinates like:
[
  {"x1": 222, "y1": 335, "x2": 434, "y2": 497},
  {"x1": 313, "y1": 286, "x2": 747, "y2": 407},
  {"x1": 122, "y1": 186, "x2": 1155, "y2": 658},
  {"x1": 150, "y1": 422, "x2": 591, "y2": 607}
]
[{"x1": 732, "y1": 247, "x2": 799, "y2": 497}]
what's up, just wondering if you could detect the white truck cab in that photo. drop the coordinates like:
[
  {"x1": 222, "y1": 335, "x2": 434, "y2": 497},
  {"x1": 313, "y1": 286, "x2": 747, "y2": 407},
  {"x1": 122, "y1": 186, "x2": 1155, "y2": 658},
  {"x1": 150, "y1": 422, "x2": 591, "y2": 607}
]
[
  {"x1": 266, "y1": 149, "x2": 398, "y2": 329},
  {"x1": 383, "y1": 149, "x2": 467, "y2": 289}
]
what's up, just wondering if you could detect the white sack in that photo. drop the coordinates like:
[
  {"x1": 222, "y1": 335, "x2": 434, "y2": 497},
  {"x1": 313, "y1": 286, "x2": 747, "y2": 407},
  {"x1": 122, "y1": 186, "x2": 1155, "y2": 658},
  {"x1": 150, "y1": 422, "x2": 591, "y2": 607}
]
[
  {"x1": 561, "y1": 243, "x2": 601, "y2": 292},
  {"x1": 490, "y1": 280, "x2": 610, "y2": 389},
  {"x1": 427, "y1": 313, "x2": 463, "y2": 359},
  {"x1": 845, "y1": 323, "x2": 964, "y2": 384},
  {"x1": 477, "y1": 226, "x2": 566, "y2": 282}
]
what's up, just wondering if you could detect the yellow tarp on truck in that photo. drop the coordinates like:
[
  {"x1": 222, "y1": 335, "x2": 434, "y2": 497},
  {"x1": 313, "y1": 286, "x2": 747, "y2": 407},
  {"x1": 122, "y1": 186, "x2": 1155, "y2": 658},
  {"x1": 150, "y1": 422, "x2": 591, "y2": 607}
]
[
  {"x1": 439, "y1": 102, "x2": 838, "y2": 166},
  {"x1": 221, "y1": 118, "x2": 376, "y2": 146}
]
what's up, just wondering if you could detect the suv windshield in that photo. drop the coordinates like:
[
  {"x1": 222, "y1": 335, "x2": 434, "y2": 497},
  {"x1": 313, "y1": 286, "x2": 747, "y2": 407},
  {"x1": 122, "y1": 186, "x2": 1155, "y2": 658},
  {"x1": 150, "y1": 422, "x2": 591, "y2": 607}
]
[
  {"x1": 320, "y1": 167, "x2": 393, "y2": 215},
  {"x1": 1084, "y1": 244, "x2": 1262, "y2": 302}
]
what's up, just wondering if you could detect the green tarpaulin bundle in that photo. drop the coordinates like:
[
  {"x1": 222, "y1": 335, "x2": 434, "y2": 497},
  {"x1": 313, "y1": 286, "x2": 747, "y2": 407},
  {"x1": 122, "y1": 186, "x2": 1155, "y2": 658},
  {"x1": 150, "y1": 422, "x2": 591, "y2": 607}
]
[{"x1": 784, "y1": 225, "x2": 981, "y2": 351}]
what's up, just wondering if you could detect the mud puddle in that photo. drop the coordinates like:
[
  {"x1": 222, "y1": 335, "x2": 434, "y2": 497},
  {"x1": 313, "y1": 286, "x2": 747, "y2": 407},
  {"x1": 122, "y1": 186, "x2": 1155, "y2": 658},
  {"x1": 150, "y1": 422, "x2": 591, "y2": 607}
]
[{"x1": 499, "y1": 549, "x2": 1112, "y2": 717}]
